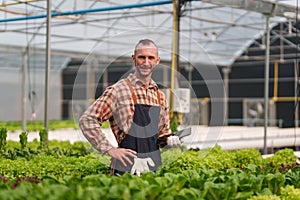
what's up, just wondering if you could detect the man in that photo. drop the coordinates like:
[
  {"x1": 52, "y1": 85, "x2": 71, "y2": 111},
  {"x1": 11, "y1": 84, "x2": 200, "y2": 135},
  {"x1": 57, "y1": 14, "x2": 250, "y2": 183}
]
[{"x1": 79, "y1": 39, "x2": 180, "y2": 176}]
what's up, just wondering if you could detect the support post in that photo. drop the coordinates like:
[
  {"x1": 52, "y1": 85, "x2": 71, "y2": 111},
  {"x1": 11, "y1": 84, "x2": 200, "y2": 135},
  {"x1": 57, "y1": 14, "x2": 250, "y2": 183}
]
[
  {"x1": 170, "y1": 0, "x2": 183, "y2": 122},
  {"x1": 263, "y1": 16, "x2": 270, "y2": 154},
  {"x1": 222, "y1": 66, "x2": 231, "y2": 126},
  {"x1": 170, "y1": 0, "x2": 179, "y2": 118},
  {"x1": 22, "y1": 47, "x2": 29, "y2": 131},
  {"x1": 295, "y1": 59, "x2": 299, "y2": 128},
  {"x1": 44, "y1": 0, "x2": 51, "y2": 134}
]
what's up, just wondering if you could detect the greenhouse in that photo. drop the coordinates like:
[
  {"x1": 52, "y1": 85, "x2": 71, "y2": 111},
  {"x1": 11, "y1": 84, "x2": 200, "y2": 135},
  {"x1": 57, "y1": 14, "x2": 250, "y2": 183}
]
[
  {"x1": 0, "y1": 0, "x2": 299, "y2": 126},
  {"x1": 0, "y1": 1, "x2": 300, "y2": 199}
]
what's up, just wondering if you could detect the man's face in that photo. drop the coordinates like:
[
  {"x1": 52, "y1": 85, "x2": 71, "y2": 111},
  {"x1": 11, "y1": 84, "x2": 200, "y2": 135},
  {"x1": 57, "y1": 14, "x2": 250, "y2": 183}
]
[{"x1": 132, "y1": 44, "x2": 160, "y2": 79}]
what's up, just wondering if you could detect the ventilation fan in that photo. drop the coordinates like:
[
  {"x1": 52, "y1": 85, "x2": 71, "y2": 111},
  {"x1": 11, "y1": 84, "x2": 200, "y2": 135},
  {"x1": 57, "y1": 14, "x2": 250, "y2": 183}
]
[
  {"x1": 243, "y1": 99, "x2": 265, "y2": 126},
  {"x1": 248, "y1": 101, "x2": 264, "y2": 119}
]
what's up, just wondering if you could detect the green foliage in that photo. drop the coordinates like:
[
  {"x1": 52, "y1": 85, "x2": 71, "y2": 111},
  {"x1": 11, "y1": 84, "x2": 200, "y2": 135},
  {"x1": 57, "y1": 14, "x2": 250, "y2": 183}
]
[
  {"x1": 19, "y1": 131, "x2": 28, "y2": 150},
  {"x1": 199, "y1": 146, "x2": 237, "y2": 169},
  {"x1": 160, "y1": 147, "x2": 185, "y2": 167},
  {"x1": 0, "y1": 128, "x2": 7, "y2": 154},
  {"x1": 160, "y1": 150, "x2": 203, "y2": 174},
  {"x1": 233, "y1": 148, "x2": 263, "y2": 168},
  {"x1": 160, "y1": 146, "x2": 297, "y2": 175},
  {"x1": 38, "y1": 128, "x2": 48, "y2": 151},
  {"x1": 263, "y1": 173, "x2": 286, "y2": 195},
  {"x1": 0, "y1": 120, "x2": 77, "y2": 132},
  {"x1": 3, "y1": 140, "x2": 92, "y2": 160},
  {"x1": 0, "y1": 155, "x2": 110, "y2": 179},
  {"x1": 247, "y1": 195, "x2": 281, "y2": 200},
  {"x1": 1, "y1": 164, "x2": 298, "y2": 200},
  {"x1": 280, "y1": 185, "x2": 300, "y2": 200},
  {"x1": 169, "y1": 117, "x2": 178, "y2": 133},
  {"x1": 284, "y1": 166, "x2": 300, "y2": 188},
  {"x1": 248, "y1": 186, "x2": 300, "y2": 200},
  {"x1": 0, "y1": 132, "x2": 299, "y2": 199},
  {"x1": 262, "y1": 148, "x2": 297, "y2": 173},
  {"x1": 160, "y1": 146, "x2": 264, "y2": 174},
  {"x1": 0, "y1": 120, "x2": 111, "y2": 132}
]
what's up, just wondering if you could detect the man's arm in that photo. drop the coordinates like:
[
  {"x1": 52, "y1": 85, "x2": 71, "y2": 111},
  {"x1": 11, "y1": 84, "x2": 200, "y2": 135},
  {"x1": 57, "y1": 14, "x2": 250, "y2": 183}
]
[
  {"x1": 79, "y1": 87, "x2": 115, "y2": 154},
  {"x1": 79, "y1": 86, "x2": 137, "y2": 166}
]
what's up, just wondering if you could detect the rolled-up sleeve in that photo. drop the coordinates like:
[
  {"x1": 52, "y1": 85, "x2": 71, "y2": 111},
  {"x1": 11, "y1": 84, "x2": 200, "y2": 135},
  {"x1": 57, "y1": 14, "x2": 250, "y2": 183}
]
[{"x1": 79, "y1": 86, "x2": 116, "y2": 154}]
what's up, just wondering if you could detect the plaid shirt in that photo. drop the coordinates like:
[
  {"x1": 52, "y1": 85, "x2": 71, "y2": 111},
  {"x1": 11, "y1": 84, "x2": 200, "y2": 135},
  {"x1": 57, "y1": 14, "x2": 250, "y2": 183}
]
[{"x1": 79, "y1": 73, "x2": 170, "y2": 154}]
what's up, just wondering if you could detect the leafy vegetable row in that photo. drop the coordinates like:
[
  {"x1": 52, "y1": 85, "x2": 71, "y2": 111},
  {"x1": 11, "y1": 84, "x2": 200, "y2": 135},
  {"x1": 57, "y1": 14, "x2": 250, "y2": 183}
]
[
  {"x1": 1, "y1": 128, "x2": 94, "y2": 159},
  {"x1": 1, "y1": 127, "x2": 300, "y2": 199},
  {"x1": 0, "y1": 120, "x2": 110, "y2": 132},
  {"x1": 161, "y1": 146, "x2": 298, "y2": 174},
  {"x1": 0, "y1": 165, "x2": 299, "y2": 200},
  {"x1": 0, "y1": 155, "x2": 110, "y2": 180}
]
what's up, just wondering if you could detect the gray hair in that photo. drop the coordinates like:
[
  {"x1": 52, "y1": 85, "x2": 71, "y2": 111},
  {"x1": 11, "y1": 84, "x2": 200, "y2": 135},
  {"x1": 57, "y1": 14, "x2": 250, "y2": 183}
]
[{"x1": 134, "y1": 39, "x2": 158, "y2": 54}]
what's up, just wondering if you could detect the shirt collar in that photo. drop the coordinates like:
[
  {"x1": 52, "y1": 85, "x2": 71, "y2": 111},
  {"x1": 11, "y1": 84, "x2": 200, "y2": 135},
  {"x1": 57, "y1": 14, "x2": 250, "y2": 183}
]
[{"x1": 127, "y1": 73, "x2": 158, "y2": 90}]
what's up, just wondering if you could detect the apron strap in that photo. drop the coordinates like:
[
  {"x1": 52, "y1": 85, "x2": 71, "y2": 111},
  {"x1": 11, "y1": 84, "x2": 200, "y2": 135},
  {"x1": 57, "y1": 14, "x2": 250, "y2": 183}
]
[
  {"x1": 125, "y1": 78, "x2": 161, "y2": 106},
  {"x1": 156, "y1": 90, "x2": 161, "y2": 106},
  {"x1": 125, "y1": 78, "x2": 137, "y2": 104}
]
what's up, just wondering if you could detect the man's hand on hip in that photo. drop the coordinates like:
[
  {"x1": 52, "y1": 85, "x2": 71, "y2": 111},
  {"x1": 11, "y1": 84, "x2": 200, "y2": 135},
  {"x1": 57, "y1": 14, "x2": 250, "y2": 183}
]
[{"x1": 107, "y1": 148, "x2": 137, "y2": 167}]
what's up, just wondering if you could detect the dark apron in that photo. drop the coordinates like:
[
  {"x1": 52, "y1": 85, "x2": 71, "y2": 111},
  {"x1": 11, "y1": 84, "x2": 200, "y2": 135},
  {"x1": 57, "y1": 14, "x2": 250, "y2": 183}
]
[{"x1": 112, "y1": 78, "x2": 162, "y2": 175}]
